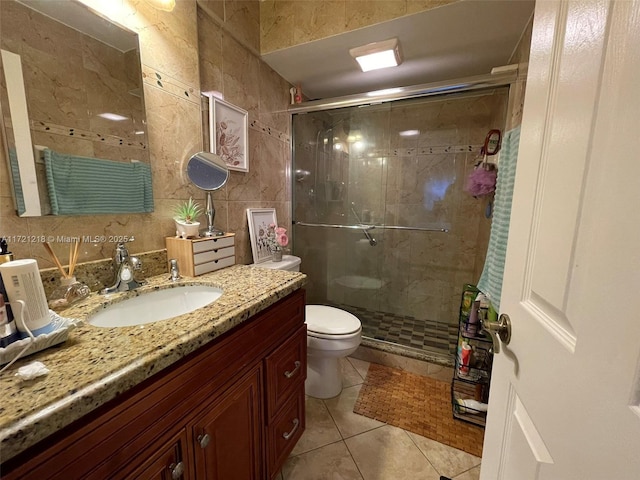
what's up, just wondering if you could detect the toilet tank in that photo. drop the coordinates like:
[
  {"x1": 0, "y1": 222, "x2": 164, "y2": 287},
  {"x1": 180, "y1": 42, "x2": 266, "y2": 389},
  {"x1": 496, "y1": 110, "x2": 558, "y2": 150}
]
[{"x1": 252, "y1": 255, "x2": 301, "y2": 272}]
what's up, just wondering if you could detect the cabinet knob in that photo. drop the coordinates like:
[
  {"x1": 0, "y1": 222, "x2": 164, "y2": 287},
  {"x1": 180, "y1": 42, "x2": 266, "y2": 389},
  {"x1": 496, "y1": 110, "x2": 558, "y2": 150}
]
[
  {"x1": 284, "y1": 360, "x2": 301, "y2": 379},
  {"x1": 169, "y1": 461, "x2": 185, "y2": 479},
  {"x1": 282, "y1": 418, "x2": 300, "y2": 440},
  {"x1": 197, "y1": 433, "x2": 211, "y2": 448}
]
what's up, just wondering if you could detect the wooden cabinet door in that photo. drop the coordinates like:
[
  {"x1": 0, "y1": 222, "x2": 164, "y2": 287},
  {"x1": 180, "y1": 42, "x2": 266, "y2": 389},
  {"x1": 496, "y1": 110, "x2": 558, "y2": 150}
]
[
  {"x1": 190, "y1": 366, "x2": 263, "y2": 480},
  {"x1": 264, "y1": 325, "x2": 306, "y2": 423},
  {"x1": 125, "y1": 429, "x2": 192, "y2": 480}
]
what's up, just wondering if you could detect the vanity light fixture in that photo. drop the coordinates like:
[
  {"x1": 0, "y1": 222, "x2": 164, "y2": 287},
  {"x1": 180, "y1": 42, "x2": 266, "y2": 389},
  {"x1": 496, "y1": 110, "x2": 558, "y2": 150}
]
[
  {"x1": 143, "y1": 0, "x2": 176, "y2": 12},
  {"x1": 349, "y1": 38, "x2": 403, "y2": 72}
]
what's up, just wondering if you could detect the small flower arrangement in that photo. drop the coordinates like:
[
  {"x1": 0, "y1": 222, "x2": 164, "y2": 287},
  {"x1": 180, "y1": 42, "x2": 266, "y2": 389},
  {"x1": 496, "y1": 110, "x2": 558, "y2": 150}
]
[{"x1": 266, "y1": 223, "x2": 288, "y2": 253}]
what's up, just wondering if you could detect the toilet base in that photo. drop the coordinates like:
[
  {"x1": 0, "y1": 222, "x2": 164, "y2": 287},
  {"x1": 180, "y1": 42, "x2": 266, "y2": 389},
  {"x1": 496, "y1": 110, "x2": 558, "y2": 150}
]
[{"x1": 305, "y1": 356, "x2": 342, "y2": 399}]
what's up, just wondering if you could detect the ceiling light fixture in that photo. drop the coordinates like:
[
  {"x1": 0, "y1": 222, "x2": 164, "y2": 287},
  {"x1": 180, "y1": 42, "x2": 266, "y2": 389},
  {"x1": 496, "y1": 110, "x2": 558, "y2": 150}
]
[
  {"x1": 143, "y1": 0, "x2": 176, "y2": 12},
  {"x1": 349, "y1": 38, "x2": 403, "y2": 72}
]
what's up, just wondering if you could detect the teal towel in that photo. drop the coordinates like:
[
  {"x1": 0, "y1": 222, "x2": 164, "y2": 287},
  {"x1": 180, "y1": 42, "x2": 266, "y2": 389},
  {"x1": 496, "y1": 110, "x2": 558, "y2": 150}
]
[
  {"x1": 477, "y1": 126, "x2": 521, "y2": 311},
  {"x1": 8, "y1": 149, "x2": 26, "y2": 216},
  {"x1": 44, "y1": 149, "x2": 154, "y2": 215}
]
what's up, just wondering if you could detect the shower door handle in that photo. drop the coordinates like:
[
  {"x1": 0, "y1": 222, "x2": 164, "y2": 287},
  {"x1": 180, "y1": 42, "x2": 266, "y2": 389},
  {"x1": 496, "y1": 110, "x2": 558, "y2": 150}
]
[{"x1": 481, "y1": 314, "x2": 511, "y2": 354}]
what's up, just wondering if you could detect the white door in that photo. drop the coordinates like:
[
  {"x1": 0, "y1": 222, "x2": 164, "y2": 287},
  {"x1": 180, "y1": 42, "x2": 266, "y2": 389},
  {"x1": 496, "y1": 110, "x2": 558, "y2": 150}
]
[{"x1": 481, "y1": 1, "x2": 640, "y2": 479}]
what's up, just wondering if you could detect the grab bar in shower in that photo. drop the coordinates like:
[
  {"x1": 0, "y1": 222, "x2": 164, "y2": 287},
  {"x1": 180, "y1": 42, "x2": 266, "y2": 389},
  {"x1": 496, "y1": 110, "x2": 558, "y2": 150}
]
[{"x1": 292, "y1": 221, "x2": 449, "y2": 233}]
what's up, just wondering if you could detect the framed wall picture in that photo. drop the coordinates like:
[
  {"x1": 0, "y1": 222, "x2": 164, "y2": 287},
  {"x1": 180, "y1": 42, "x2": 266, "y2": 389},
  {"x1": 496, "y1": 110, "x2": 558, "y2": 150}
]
[
  {"x1": 247, "y1": 208, "x2": 277, "y2": 263},
  {"x1": 209, "y1": 96, "x2": 249, "y2": 172}
]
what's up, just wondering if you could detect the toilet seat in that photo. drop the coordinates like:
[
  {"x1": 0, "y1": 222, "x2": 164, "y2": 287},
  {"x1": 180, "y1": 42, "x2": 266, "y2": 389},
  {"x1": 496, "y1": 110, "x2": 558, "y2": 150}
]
[{"x1": 305, "y1": 305, "x2": 361, "y2": 337}]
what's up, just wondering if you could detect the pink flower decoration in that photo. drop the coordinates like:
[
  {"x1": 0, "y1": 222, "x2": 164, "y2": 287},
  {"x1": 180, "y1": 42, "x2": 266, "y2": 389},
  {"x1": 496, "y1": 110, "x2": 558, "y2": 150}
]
[{"x1": 277, "y1": 233, "x2": 289, "y2": 247}]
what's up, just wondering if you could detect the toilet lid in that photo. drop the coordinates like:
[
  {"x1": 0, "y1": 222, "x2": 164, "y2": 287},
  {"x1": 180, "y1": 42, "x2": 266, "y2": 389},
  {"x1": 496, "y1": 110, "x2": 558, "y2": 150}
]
[{"x1": 305, "y1": 305, "x2": 361, "y2": 335}]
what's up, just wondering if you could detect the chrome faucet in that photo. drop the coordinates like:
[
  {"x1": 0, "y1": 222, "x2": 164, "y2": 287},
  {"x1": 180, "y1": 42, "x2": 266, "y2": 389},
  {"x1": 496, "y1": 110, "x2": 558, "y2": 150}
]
[{"x1": 102, "y1": 242, "x2": 145, "y2": 294}]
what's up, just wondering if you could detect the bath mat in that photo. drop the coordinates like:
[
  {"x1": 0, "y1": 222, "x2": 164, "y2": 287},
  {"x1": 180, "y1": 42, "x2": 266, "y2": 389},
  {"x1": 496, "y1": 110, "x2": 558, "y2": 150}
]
[{"x1": 353, "y1": 363, "x2": 485, "y2": 457}]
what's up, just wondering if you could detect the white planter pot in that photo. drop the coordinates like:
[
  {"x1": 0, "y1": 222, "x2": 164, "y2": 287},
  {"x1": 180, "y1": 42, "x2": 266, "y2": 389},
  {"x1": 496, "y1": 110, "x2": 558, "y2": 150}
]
[{"x1": 174, "y1": 219, "x2": 200, "y2": 239}]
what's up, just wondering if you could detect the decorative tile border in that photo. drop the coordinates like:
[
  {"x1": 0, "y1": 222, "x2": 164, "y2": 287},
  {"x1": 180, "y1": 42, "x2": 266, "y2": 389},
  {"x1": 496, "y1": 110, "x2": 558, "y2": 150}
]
[
  {"x1": 249, "y1": 118, "x2": 290, "y2": 144},
  {"x1": 142, "y1": 64, "x2": 200, "y2": 105},
  {"x1": 0, "y1": 117, "x2": 148, "y2": 151},
  {"x1": 296, "y1": 142, "x2": 482, "y2": 157}
]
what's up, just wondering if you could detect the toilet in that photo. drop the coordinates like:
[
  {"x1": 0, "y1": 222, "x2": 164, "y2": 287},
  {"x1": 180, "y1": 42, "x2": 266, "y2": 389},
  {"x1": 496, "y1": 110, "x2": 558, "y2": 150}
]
[{"x1": 251, "y1": 255, "x2": 362, "y2": 399}]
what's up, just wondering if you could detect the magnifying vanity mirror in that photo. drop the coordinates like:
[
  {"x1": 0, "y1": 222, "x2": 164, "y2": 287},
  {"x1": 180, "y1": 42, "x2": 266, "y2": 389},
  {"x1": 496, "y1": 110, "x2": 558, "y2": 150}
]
[
  {"x1": 186, "y1": 152, "x2": 229, "y2": 237},
  {"x1": 0, "y1": 0, "x2": 150, "y2": 217}
]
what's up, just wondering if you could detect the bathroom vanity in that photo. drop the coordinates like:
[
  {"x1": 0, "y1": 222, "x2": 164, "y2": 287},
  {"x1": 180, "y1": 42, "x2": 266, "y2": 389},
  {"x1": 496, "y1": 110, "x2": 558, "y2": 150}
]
[{"x1": 0, "y1": 265, "x2": 306, "y2": 479}]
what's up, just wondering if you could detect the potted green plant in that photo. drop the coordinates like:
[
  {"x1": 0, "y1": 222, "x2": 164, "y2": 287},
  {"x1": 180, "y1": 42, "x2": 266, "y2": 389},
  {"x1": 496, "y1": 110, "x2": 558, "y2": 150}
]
[{"x1": 173, "y1": 197, "x2": 203, "y2": 238}]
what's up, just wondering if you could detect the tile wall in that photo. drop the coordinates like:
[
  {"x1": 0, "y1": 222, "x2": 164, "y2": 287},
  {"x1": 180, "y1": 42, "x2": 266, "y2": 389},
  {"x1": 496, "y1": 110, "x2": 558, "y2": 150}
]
[
  {"x1": 260, "y1": 0, "x2": 457, "y2": 53},
  {"x1": 0, "y1": 0, "x2": 292, "y2": 280}
]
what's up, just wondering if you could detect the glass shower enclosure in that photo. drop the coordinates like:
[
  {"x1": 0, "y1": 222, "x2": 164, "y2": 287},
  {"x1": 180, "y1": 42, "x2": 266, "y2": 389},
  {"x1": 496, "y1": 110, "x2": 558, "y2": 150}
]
[{"x1": 291, "y1": 89, "x2": 508, "y2": 360}]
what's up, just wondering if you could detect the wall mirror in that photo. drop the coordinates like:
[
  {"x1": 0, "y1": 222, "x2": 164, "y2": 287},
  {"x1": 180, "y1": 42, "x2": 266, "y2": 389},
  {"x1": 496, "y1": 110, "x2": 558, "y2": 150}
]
[
  {"x1": 186, "y1": 152, "x2": 229, "y2": 236},
  {"x1": 0, "y1": 0, "x2": 151, "y2": 217}
]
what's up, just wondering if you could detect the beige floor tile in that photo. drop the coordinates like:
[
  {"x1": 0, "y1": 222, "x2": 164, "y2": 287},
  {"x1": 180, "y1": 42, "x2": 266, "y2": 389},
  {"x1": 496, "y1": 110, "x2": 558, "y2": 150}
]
[
  {"x1": 283, "y1": 441, "x2": 364, "y2": 480},
  {"x1": 407, "y1": 431, "x2": 481, "y2": 478},
  {"x1": 291, "y1": 396, "x2": 342, "y2": 456},
  {"x1": 324, "y1": 384, "x2": 385, "y2": 439},
  {"x1": 345, "y1": 425, "x2": 441, "y2": 480},
  {"x1": 342, "y1": 357, "x2": 365, "y2": 388},
  {"x1": 347, "y1": 356, "x2": 370, "y2": 380},
  {"x1": 453, "y1": 465, "x2": 481, "y2": 480}
]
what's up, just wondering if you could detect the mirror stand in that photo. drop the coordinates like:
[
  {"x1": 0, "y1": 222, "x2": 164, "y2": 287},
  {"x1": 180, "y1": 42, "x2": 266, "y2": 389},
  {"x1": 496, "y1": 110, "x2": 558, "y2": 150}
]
[
  {"x1": 186, "y1": 152, "x2": 229, "y2": 237},
  {"x1": 203, "y1": 191, "x2": 224, "y2": 237}
]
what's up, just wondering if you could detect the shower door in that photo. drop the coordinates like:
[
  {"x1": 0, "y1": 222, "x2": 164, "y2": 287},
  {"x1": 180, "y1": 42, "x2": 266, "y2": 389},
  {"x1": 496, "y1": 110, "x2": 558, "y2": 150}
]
[{"x1": 292, "y1": 90, "x2": 508, "y2": 357}]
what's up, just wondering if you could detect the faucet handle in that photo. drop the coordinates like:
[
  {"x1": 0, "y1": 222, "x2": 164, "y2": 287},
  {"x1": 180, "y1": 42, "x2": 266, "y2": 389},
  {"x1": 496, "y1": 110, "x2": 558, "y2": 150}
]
[
  {"x1": 131, "y1": 256, "x2": 142, "y2": 270},
  {"x1": 169, "y1": 258, "x2": 181, "y2": 281},
  {"x1": 113, "y1": 243, "x2": 129, "y2": 264}
]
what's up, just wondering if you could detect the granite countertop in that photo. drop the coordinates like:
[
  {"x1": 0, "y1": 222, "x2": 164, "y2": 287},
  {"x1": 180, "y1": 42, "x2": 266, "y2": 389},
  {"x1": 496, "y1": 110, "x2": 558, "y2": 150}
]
[{"x1": 0, "y1": 264, "x2": 306, "y2": 462}]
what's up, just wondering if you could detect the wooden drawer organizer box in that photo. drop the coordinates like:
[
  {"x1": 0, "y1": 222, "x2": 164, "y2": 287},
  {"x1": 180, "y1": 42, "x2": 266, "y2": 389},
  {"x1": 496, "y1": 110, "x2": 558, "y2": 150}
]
[{"x1": 166, "y1": 234, "x2": 235, "y2": 276}]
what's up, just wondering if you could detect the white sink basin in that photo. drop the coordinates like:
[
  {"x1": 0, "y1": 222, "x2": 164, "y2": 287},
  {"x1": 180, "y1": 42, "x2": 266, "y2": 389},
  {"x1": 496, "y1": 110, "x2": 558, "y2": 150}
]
[{"x1": 88, "y1": 285, "x2": 223, "y2": 328}]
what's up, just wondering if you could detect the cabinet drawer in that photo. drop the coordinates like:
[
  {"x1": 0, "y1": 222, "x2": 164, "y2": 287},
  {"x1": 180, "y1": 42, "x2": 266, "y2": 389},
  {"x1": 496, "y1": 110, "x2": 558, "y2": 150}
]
[
  {"x1": 194, "y1": 255, "x2": 235, "y2": 276},
  {"x1": 194, "y1": 246, "x2": 235, "y2": 265},
  {"x1": 265, "y1": 326, "x2": 306, "y2": 422},
  {"x1": 123, "y1": 429, "x2": 190, "y2": 480},
  {"x1": 266, "y1": 390, "x2": 304, "y2": 477},
  {"x1": 193, "y1": 236, "x2": 234, "y2": 253}
]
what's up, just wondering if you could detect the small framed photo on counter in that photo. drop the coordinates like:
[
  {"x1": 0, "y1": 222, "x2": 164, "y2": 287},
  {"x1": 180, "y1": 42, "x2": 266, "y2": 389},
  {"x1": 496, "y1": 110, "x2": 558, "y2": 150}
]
[{"x1": 247, "y1": 208, "x2": 277, "y2": 263}]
